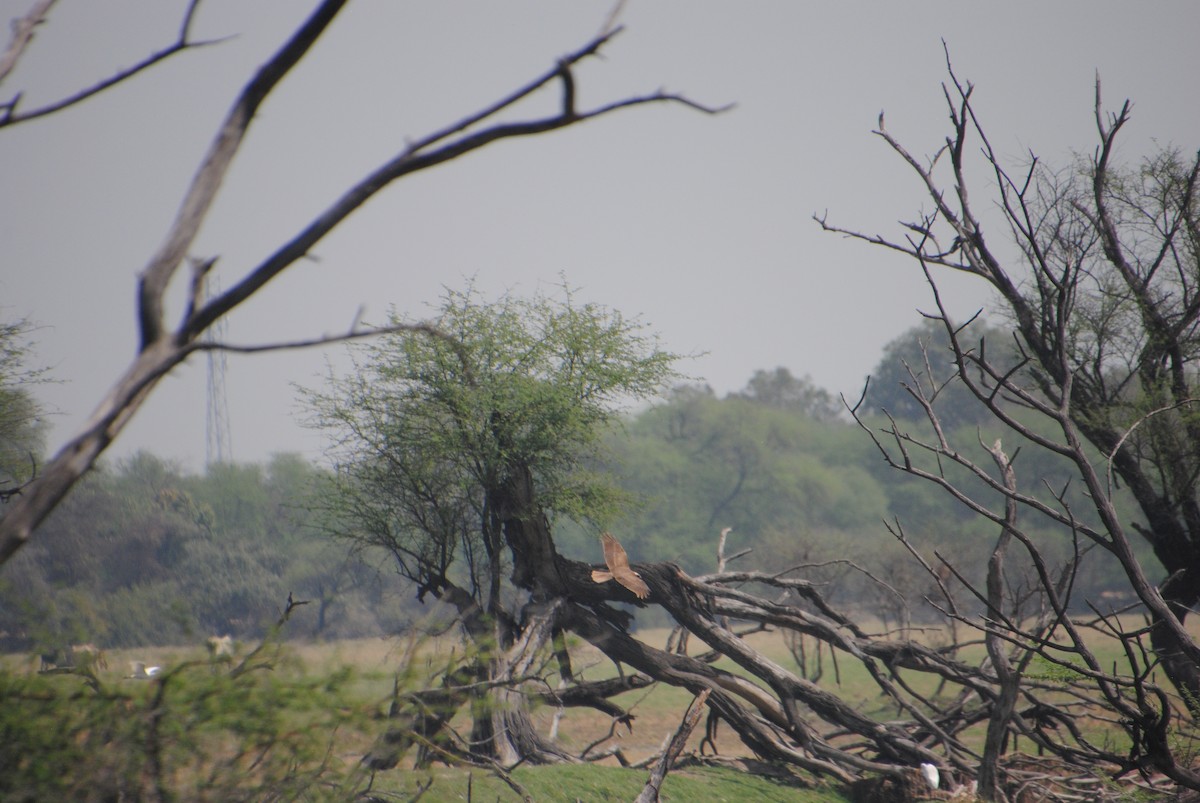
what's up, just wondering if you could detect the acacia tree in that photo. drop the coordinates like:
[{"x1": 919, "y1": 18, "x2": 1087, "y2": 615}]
[
  {"x1": 303, "y1": 285, "x2": 680, "y2": 765},
  {"x1": 821, "y1": 62, "x2": 1200, "y2": 796},
  {"x1": 0, "y1": 0, "x2": 719, "y2": 563}
]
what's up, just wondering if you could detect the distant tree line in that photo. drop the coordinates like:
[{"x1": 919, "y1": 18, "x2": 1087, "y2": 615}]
[
  {"x1": 0, "y1": 451, "x2": 418, "y2": 650},
  {"x1": 0, "y1": 320, "x2": 1149, "y2": 652},
  {"x1": 598, "y1": 333, "x2": 1148, "y2": 627}
]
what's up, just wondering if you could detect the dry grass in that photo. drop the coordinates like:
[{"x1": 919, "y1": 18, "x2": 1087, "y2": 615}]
[{"x1": 6, "y1": 613, "x2": 1198, "y2": 776}]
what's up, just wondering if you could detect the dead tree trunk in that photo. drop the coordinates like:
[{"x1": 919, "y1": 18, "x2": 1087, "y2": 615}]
[{"x1": 979, "y1": 440, "x2": 1019, "y2": 802}]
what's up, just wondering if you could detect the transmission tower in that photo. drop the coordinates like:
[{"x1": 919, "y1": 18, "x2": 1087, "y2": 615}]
[{"x1": 204, "y1": 276, "x2": 233, "y2": 467}]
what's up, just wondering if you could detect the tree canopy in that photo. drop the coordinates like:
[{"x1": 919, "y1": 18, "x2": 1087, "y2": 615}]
[{"x1": 302, "y1": 284, "x2": 680, "y2": 595}]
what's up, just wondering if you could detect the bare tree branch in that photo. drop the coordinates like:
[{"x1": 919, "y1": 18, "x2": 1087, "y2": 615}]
[
  {"x1": 0, "y1": 0, "x2": 225, "y2": 127},
  {"x1": 140, "y1": 0, "x2": 348, "y2": 348},
  {"x1": 0, "y1": 10, "x2": 722, "y2": 565},
  {"x1": 820, "y1": 54, "x2": 1200, "y2": 794},
  {"x1": 181, "y1": 31, "x2": 729, "y2": 345},
  {"x1": 186, "y1": 322, "x2": 446, "y2": 356}
]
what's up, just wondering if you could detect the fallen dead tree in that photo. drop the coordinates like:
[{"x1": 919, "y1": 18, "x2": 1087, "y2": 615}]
[{"x1": 359, "y1": 459, "x2": 1197, "y2": 802}]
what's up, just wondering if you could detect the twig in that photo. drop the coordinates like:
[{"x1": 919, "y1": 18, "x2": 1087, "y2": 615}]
[{"x1": 185, "y1": 321, "x2": 446, "y2": 355}]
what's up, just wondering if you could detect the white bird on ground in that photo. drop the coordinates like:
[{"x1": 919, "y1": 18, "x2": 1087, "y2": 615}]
[
  {"x1": 128, "y1": 661, "x2": 162, "y2": 679},
  {"x1": 919, "y1": 762, "x2": 940, "y2": 790}
]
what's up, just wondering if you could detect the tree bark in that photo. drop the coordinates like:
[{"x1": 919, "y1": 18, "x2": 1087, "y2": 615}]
[{"x1": 979, "y1": 440, "x2": 1018, "y2": 802}]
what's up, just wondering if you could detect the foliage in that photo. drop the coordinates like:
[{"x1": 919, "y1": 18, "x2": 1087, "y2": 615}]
[
  {"x1": 0, "y1": 642, "x2": 381, "y2": 801},
  {"x1": 864, "y1": 318, "x2": 1018, "y2": 430},
  {"x1": 734, "y1": 367, "x2": 843, "y2": 422},
  {"x1": 0, "y1": 348, "x2": 1159, "y2": 655},
  {"x1": 0, "y1": 452, "x2": 410, "y2": 651},
  {"x1": 605, "y1": 381, "x2": 887, "y2": 573},
  {"x1": 301, "y1": 283, "x2": 681, "y2": 596},
  {"x1": 599, "y1": 369, "x2": 1138, "y2": 619},
  {"x1": 0, "y1": 346, "x2": 1131, "y2": 651}
]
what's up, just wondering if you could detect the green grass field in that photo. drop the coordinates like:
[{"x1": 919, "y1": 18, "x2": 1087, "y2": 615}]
[
  {"x1": 379, "y1": 763, "x2": 849, "y2": 802},
  {"x1": 5, "y1": 618, "x2": 1197, "y2": 800}
]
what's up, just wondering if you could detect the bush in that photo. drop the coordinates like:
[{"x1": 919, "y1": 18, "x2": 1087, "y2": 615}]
[{"x1": 0, "y1": 644, "x2": 382, "y2": 801}]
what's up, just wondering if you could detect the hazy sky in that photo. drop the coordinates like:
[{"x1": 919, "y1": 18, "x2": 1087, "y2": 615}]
[{"x1": 2, "y1": 1, "x2": 1197, "y2": 471}]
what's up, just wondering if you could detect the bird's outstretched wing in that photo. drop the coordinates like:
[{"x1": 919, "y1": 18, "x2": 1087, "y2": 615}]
[
  {"x1": 592, "y1": 534, "x2": 616, "y2": 583},
  {"x1": 596, "y1": 532, "x2": 650, "y2": 599},
  {"x1": 601, "y1": 532, "x2": 630, "y2": 570}
]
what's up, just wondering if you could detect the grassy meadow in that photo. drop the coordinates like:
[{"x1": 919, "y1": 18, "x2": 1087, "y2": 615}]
[{"x1": 4, "y1": 619, "x2": 1197, "y2": 800}]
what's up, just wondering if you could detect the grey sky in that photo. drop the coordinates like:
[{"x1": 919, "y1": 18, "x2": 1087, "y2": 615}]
[{"x1": 2, "y1": 1, "x2": 1197, "y2": 471}]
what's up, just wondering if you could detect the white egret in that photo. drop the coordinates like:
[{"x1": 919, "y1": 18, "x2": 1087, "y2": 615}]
[{"x1": 128, "y1": 661, "x2": 162, "y2": 679}]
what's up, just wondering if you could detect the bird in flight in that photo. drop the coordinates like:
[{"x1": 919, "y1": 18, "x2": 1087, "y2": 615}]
[{"x1": 591, "y1": 532, "x2": 650, "y2": 599}]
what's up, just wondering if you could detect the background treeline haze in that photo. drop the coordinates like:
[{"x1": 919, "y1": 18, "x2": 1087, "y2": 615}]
[{"x1": 0, "y1": 325, "x2": 1152, "y2": 650}]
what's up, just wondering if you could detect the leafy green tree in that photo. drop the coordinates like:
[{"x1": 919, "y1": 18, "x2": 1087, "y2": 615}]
[
  {"x1": 862, "y1": 321, "x2": 1152, "y2": 601},
  {"x1": 302, "y1": 283, "x2": 680, "y2": 764}
]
